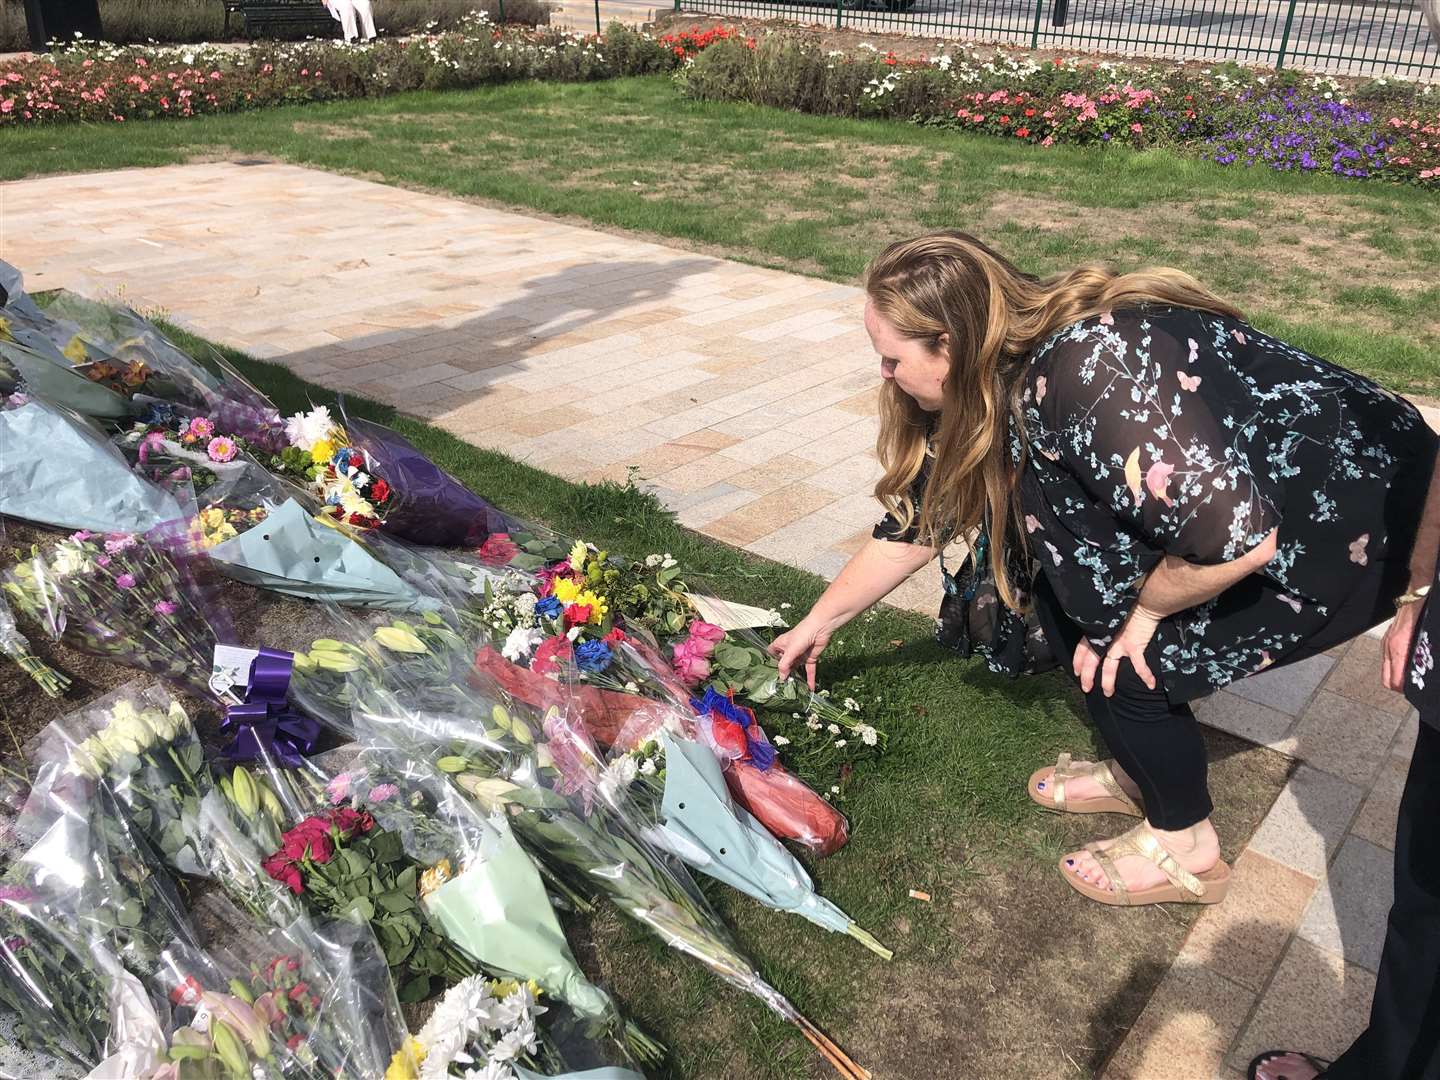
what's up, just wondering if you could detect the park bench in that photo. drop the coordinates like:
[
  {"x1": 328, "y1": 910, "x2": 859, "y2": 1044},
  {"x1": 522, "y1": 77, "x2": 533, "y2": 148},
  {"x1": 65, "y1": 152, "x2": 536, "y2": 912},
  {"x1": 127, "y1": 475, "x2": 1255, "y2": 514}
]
[{"x1": 222, "y1": 0, "x2": 338, "y2": 40}]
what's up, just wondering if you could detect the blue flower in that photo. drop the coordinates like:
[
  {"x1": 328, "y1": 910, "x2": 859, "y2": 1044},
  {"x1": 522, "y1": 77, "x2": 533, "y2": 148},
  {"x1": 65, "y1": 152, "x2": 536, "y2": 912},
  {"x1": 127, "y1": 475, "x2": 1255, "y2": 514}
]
[
  {"x1": 535, "y1": 596, "x2": 563, "y2": 619},
  {"x1": 575, "y1": 639, "x2": 613, "y2": 673}
]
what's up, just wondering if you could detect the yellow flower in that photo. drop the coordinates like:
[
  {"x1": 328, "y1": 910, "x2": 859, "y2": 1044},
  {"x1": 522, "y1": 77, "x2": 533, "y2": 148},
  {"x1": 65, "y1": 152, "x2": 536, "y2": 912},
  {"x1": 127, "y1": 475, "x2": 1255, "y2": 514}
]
[
  {"x1": 575, "y1": 589, "x2": 608, "y2": 623},
  {"x1": 385, "y1": 1037, "x2": 426, "y2": 1080},
  {"x1": 310, "y1": 438, "x2": 335, "y2": 465},
  {"x1": 61, "y1": 336, "x2": 88, "y2": 365},
  {"x1": 419, "y1": 859, "x2": 453, "y2": 897},
  {"x1": 551, "y1": 578, "x2": 580, "y2": 604},
  {"x1": 568, "y1": 540, "x2": 588, "y2": 573}
]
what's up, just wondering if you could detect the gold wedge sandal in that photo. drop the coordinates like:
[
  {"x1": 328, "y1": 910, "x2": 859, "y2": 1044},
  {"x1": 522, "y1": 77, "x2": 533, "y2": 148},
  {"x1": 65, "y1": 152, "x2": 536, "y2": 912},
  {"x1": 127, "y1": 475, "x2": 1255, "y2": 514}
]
[
  {"x1": 1027, "y1": 753, "x2": 1145, "y2": 817},
  {"x1": 1060, "y1": 823, "x2": 1232, "y2": 907}
]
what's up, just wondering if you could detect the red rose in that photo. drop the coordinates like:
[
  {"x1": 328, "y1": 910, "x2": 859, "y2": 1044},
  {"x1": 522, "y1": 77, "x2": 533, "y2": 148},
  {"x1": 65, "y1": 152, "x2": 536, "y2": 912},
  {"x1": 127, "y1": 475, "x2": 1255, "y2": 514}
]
[
  {"x1": 564, "y1": 603, "x2": 592, "y2": 629},
  {"x1": 604, "y1": 628, "x2": 626, "y2": 644},
  {"x1": 370, "y1": 479, "x2": 390, "y2": 503},
  {"x1": 262, "y1": 854, "x2": 303, "y2": 895},
  {"x1": 292, "y1": 817, "x2": 332, "y2": 843},
  {"x1": 304, "y1": 833, "x2": 333, "y2": 863},
  {"x1": 477, "y1": 532, "x2": 520, "y2": 566},
  {"x1": 280, "y1": 833, "x2": 310, "y2": 861}
]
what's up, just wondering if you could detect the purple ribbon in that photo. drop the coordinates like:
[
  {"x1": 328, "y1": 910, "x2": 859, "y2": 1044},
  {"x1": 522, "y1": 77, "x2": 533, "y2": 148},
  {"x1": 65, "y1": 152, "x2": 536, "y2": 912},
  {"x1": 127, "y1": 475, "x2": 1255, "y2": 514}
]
[{"x1": 220, "y1": 647, "x2": 320, "y2": 767}]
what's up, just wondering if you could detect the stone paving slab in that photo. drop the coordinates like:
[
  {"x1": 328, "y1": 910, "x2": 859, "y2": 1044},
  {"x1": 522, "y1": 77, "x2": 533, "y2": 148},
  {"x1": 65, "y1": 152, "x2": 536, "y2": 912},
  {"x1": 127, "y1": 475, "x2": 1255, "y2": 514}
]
[{"x1": 4, "y1": 162, "x2": 1440, "y2": 1078}]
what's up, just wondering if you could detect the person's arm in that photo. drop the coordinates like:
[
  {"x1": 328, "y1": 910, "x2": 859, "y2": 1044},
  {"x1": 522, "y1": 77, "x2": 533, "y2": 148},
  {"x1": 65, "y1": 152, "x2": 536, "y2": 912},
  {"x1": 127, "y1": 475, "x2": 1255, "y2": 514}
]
[
  {"x1": 1382, "y1": 449, "x2": 1440, "y2": 689},
  {"x1": 769, "y1": 537, "x2": 937, "y2": 689},
  {"x1": 1078, "y1": 528, "x2": 1279, "y2": 696}
]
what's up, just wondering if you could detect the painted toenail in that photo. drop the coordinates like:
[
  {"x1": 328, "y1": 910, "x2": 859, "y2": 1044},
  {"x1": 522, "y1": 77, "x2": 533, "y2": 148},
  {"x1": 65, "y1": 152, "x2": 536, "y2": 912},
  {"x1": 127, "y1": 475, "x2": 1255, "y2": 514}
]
[
  {"x1": 1037, "y1": 781, "x2": 1046, "y2": 789},
  {"x1": 1065, "y1": 858, "x2": 1074, "y2": 866}
]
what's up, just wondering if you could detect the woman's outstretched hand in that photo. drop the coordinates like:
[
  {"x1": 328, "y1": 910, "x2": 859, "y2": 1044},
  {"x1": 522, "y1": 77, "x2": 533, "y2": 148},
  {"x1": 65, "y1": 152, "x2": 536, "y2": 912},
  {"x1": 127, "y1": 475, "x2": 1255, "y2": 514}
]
[
  {"x1": 1074, "y1": 604, "x2": 1163, "y2": 697},
  {"x1": 768, "y1": 617, "x2": 832, "y2": 692}
]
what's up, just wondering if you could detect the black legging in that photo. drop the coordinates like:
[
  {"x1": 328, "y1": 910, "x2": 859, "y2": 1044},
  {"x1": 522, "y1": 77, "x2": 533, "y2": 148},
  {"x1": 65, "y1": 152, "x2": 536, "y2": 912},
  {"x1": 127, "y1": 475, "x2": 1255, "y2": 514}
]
[{"x1": 1034, "y1": 575, "x2": 1214, "y2": 831}]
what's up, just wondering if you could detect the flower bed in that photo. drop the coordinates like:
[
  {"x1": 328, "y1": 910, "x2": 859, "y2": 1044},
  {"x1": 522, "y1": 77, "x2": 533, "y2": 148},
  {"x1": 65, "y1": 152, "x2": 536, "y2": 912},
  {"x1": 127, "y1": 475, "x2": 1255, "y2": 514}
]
[
  {"x1": 679, "y1": 36, "x2": 1439, "y2": 185},
  {"x1": 0, "y1": 14, "x2": 700, "y2": 127}
]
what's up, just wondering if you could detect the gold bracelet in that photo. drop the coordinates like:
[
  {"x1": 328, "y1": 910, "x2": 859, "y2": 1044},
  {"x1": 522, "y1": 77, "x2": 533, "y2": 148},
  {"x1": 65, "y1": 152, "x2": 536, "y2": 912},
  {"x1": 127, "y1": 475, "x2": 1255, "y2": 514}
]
[{"x1": 1396, "y1": 584, "x2": 1432, "y2": 608}]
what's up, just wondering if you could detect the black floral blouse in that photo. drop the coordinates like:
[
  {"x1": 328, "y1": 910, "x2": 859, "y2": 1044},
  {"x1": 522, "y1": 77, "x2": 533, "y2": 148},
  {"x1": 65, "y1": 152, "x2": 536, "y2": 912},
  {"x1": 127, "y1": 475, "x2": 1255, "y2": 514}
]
[{"x1": 878, "y1": 306, "x2": 1438, "y2": 703}]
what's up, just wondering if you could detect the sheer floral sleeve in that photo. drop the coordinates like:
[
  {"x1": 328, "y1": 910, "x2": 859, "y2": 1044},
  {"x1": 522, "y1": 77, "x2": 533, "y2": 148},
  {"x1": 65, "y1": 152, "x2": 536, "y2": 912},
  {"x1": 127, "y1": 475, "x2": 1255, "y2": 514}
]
[
  {"x1": 872, "y1": 450, "x2": 933, "y2": 545},
  {"x1": 1030, "y1": 311, "x2": 1283, "y2": 565}
]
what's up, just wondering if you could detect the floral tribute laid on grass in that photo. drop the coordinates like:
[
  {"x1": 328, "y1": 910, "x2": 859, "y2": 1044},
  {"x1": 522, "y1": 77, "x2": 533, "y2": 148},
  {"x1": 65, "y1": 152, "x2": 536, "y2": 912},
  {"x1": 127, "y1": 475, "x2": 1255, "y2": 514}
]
[
  {"x1": 0, "y1": 258, "x2": 888, "y2": 1079},
  {"x1": 678, "y1": 34, "x2": 1439, "y2": 185}
]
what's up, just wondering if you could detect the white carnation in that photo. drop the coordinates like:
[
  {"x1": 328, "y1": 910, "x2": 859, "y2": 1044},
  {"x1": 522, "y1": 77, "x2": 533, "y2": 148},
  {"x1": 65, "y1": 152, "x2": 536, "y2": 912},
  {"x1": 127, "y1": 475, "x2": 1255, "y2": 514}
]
[
  {"x1": 284, "y1": 405, "x2": 333, "y2": 451},
  {"x1": 501, "y1": 626, "x2": 541, "y2": 662}
]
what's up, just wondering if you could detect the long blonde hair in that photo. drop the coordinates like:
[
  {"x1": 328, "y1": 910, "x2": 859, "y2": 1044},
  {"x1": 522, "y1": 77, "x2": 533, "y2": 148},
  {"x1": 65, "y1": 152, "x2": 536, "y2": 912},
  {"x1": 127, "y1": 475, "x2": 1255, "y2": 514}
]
[{"x1": 867, "y1": 230, "x2": 1243, "y2": 609}]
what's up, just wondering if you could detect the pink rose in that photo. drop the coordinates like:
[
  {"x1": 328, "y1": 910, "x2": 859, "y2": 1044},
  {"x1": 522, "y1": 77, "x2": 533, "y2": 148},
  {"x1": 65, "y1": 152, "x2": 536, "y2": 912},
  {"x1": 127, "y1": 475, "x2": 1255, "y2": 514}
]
[
  {"x1": 688, "y1": 621, "x2": 725, "y2": 646},
  {"x1": 671, "y1": 640, "x2": 711, "y2": 686}
]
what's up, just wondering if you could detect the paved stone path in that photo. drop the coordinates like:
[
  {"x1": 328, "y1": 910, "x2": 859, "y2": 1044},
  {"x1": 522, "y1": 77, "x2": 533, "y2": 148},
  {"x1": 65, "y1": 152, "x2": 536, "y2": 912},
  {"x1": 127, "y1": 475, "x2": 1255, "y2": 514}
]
[{"x1": 2, "y1": 161, "x2": 1435, "y2": 1078}]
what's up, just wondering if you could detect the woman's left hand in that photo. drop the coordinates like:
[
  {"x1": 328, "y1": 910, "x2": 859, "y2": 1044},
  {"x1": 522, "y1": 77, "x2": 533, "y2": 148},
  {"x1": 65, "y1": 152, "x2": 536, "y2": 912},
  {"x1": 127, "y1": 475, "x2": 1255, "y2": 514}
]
[{"x1": 1075, "y1": 604, "x2": 1164, "y2": 697}]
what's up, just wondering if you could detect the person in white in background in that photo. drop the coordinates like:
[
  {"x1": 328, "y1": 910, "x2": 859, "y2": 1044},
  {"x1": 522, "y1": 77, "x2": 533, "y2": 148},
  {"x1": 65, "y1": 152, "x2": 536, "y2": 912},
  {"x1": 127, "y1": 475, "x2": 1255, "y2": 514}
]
[{"x1": 323, "y1": 0, "x2": 376, "y2": 42}]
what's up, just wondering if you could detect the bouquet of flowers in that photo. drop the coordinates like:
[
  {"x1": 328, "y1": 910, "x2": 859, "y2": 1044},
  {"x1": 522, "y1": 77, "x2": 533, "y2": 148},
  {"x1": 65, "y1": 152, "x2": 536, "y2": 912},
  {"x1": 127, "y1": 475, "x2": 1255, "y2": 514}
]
[
  {"x1": 325, "y1": 746, "x2": 658, "y2": 1065},
  {"x1": 22, "y1": 275, "x2": 287, "y2": 452},
  {"x1": 210, "y1": 755, "x2": 477, "y2": 998},
  {"x1": 169, "y1": 455, "x2": 430, "y2": 611},
  {"x1": 55, "y1": 684, "x2": 211, "y2": 877},
  {"x1": 1, "y1": 739, "x2": 206, "y2": 1077},
  {"x1": 0, "y1": 391, "x2": 186, "y2": 536},
  {"x1": 605, "y1": 724, "x2": 888, "y2": 957},
  {"x1": 0, "y1": 333, "x2": 132, "y2": 419},
  {"x1": 18, "y1": 719, "x2": 204, "y2": 984},
  {"x1": 386, "y1": 974, "x2": 645, "y2": 1080},
  {"x1": 0, "y1": 869, "x2": 115, "y2": 1069},
  {"x1": 465, "y1": 537, "x2": 872, "y2": 855},
  {"x1": 146, "y1": 894, "x2": 409, "y2": 1079},
  {"x1": 0, "y1": 589, "x2": 68, "y2": 697},
  {"x1": 282, "y1": 403, "x2": 526, "y2": 548},
  {"x1": 278, "y1": 404, "x2": 393, "y2": 531},
  {"x1": 3, "y1": 528, "x2": 223, "y2": 700},
  {"x1": 115, "y1": 402, "x2": 269, "y2": 499},
  {"x1": 319, "y1": 607, "x2": 869, "y2": 1079}
]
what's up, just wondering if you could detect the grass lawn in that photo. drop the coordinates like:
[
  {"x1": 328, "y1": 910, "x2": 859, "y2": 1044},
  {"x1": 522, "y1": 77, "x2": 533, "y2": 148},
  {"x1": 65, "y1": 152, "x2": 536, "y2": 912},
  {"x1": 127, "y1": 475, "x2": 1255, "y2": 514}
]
[
  {"x1": 0, "y1": 320, "x2": 1290, "y2": 1078},
  {"x1": 1, "y1": 76, "x2": 1437, "y2": 395}
]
